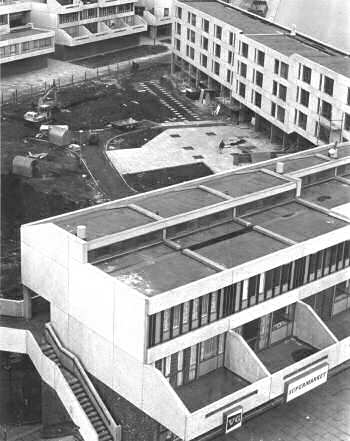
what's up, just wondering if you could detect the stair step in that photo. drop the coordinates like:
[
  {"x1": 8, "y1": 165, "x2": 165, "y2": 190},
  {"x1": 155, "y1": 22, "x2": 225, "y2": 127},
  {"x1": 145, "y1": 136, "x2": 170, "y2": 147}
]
[
  {"x1": 99, "y1": 433, "x2": 113, "y2": 441},
  {"x1": 93, "y1": 420, "x2": 105, "y2": 428},
  {"x1": 72, "y1": 384, "x2": 84, "y2": 392},
  {"x1": 89, "y1": 415, "x2": 102, "y2": 424},
  {"x1": 96, "y1": 427, "x2": 108, "y2": 435},
  {"x1": 78, "y1": 395, "x2": 90, "y2": 404},
  {"x1": 82, "y1": 402, "x2": 94, "y2": 412},
  {"x1": 69, "y1": 378, "x2": 80, "y2": 386},
  {"x1": 86, "y1": 409, "x2": 99, "y2": 418}
]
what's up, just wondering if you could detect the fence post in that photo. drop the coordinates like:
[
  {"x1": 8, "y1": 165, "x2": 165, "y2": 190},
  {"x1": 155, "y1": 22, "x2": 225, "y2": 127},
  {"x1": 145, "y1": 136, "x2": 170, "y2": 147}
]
[
  {"x1": 13, "y1": 91, "x2": 15, "y2": 104},
  {"x1": 44, "y1": 81, "x2": 47, "y2": 91},
  {"x1": 85, "y1": 71, "x2": 87, "y2": 81},
  {"x1": 72, "y1": 74, "x2": 74, "y2": 84},
  {"x1": 96, "y1": 67, "x2": 99, "y2": 78},
  {"x1": 108, "y1": 65, "x2": 110, "y2": 75},
  {"x1": 58, "y1": 78, "x2": 61, "y2": 88},
  {"x1": 15, "y1": 89, "x2": 18, "y2": 103}
]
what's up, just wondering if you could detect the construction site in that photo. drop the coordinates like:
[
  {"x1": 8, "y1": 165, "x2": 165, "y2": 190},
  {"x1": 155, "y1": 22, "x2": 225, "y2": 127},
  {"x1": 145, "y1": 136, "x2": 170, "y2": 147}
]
[{"x1": 1, "y1": 57, "x2": 297, "y2": 306}]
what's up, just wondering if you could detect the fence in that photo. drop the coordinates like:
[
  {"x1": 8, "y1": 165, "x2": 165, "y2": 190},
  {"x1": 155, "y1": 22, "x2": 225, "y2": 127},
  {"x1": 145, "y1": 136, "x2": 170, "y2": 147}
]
[{"x1": 0, "y1": 53, "x2": 170, "y2": 106}]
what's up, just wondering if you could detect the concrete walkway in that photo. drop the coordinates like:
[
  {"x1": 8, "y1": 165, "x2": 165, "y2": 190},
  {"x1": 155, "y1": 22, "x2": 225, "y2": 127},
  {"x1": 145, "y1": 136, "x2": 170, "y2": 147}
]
[{"x1": 2, "y1": 424, "x2": 43, "y2": 441}]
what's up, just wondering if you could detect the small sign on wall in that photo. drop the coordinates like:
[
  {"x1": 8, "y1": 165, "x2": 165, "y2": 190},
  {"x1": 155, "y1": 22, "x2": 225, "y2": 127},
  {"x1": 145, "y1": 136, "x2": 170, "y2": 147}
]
[
  {"x1": 285, "y1": 362, "x2": 329, "y2": 402},
  {"x1": 223, "y1": 406, "x2": 243, "y2": 433}
]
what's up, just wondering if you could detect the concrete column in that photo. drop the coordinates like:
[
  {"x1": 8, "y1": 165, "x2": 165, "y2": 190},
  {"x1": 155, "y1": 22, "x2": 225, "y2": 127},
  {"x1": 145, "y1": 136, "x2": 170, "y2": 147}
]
[
  {"x1": 195, "y1": 68, "x2": 199, "y2": 87},
  {"x1": 282, "y1": 133, "x2": 287, "y2": 149},
  {"x1": 23, "y1": 286, "x2": 32, "y2": 320},
  {"x1": 170, "y1": 53, "x2": 175, "y2": 75}
]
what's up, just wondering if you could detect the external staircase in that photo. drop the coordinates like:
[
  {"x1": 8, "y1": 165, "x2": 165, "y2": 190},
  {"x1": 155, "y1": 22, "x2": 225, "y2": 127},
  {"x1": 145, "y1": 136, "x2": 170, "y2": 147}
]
[{"x1": 41, "y1": 324, "x2": 121, "y2": 441}]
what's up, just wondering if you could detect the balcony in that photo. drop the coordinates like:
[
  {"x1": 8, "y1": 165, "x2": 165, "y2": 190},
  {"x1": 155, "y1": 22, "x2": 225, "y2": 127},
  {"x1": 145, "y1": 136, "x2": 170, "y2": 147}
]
[
  {"x1": 142, "y1": 9, "x2": 172, "y2": 27},
  {"x1": 56, "y1": 15, "x2": 146, "y2": 45},
  {"x1": 176, "y1": 367, "x2": 249, "y2": 412}
]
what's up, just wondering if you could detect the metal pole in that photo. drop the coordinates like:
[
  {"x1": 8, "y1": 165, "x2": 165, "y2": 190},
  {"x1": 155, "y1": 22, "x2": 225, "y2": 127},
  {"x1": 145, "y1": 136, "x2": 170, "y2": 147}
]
[{"x1": 72, "y1": 73, "x2": 74, "y2": 84}]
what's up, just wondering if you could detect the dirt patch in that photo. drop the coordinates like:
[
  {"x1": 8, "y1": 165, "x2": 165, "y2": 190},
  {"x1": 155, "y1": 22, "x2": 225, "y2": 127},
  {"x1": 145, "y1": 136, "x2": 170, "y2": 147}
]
[
  {"x1": 124, "y1": 163, "x2": 213, "y2": 192},
  {"x1": 71, "y1": 45, "x2": 168, "y2": 68},
  {"x1": 108, "y1": 127, "x2": 164, "y2": 150}
]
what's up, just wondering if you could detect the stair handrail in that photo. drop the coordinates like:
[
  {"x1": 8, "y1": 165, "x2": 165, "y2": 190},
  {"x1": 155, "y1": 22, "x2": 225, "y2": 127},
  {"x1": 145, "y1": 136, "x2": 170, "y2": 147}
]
[{"x1": 45, "y1": 323, "x2": 121, "y2": 441}]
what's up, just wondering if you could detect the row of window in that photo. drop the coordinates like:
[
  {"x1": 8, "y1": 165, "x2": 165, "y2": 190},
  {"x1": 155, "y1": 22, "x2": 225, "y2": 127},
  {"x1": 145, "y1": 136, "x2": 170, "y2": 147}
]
[
  {"x1": 58, "y1": 4, "x2": 133, "y2": 23},
  {"x1": 0, "y1": 37, "x2": 52, "y2": 57},
  {"x1": 148, "y1": 240, "x2": 350, "y2": 347},
  {"x1": 155, "y1": 333, "x2": 226, "y2": 388}
]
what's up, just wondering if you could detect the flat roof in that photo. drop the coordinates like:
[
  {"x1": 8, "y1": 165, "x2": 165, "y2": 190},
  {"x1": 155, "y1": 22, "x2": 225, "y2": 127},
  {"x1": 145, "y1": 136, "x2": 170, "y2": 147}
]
[
  {"x1": 55, "y1": 206, "x2": 155, "y2": 240},
  {"x1": 244, "y1": 201, "x2": 347, "y2": 242},
  {"x1": 266, "y1": 155, "x2": 328, "y2": 174},
  {"x1": 137, "y1": 187, "x2": 225, "y2": 218},
  {"x1": 180, "y1": 1, "x2": 350, "y2": 76},
  {"x1": 301, "y1": 179, "x2": 350, "y2": 209},
  {"x1": 0, "y1": 27, "x2": 48, "y2": 42},
  {"x1": 205, "y1": 170, "x2": 286, "y2": 197},
  {"x1": 96, "y1": 244, "x2": 216, "y2": 296},
  {"x1": 182, "y1": 1, "x2": 283, "y2": 35},
  {"x1": 196, "y1": 229, "x2": 287, "y2": 268}
]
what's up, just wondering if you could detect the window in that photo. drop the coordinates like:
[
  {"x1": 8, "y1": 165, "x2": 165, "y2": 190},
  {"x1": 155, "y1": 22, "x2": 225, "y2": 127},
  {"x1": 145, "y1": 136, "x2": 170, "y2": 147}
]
[
  {"x1": 190, "y1": 29, "x2": 195, "y2": 43},
  {"x1": 278, "y1": 84, "x2": 287, "y2": 101},
  {"x1": 255, "y1": 92, "x2": 262, "y2": 108},
  {"x1": 271, "y1": 102, "x2": 276, "y2": 117},
  {"x1": 226, "y1": 69, "x2": 232, "y2": 83},
  {"x1": 200, "y1": 53, "x2": 207, "y2": 68},
  {"x1": 321, "y1": 100, "x2": 332, "y2": 120},
  {"x1": 277, "y1": 105, "x2": 285, "y2": 123},
  {"x1": 300, "y1": 88, "x2": 309, "y2": 107},
  {"x1": 176, "y1": 6, "x2": 182, "y2": 19},
  {"x1": 175, "y1": 22, "x2": 181, "y2": 35},
  {"x1": 0, "y1": 14, "x2": 8, "y2": 25},
  {"x1": 298, "y1": 111, "x2": 307, "y2": 130},
  {"x1": 240, "y1": 62, "x2": 247, "y2": 78},
  {"x1": 255, "y1": 70, "x2": 263, "y2": 87},
  {"x1": 227, "y1": 50, "x2": 233, "y2": 64},
  {"x1": 187, "y1": 12, "x2": 196, "y2": 26},
  {"x1": 241, "y1": 42, "x2": 248, "y2": 58},
  {"x1": 344, "y1": 113, "x2": 350, "y2": 131},
  {"x1": 215, "y1": 24, "x2": 222, "y2": 40},
  {"x1": 213, "y1": 61, "x2": 220, "y2": 75},
  {"x1": 229, "y1": 31, "x2": 234, "y2": 46},
  {"x1": 274, "y1": 59, "x2": 280, "y2": 74},
  {"x1": 201, "y1": 36, "x2": 208, "y2": 51},
  {"x1": 164, "y1": 7, "x2": 169, "y2": 17},
  {"x1": 323, "y1": 76, "x2": 334, "y2": 96},
  {"x1": 202, "y1": 18, "x2": 209, "y2": 33},
  {"x1": 272, "y1": 307, "x2": 290, "y2": 326},
  {"x1": 175, "y1": 38, "x2": 180, "y2": 51},
  {"x1": 22, "y1": 41, "x2": 30, "y2": 52},
  {"x1": 80, "y1": 8, "x2": 97, "y2": 19},
  {"x1": 348, "y1": 88, "x2": 350, "y2": 106},
  {"x1": 189, "y1": 46, "x2": 194, "y2": 60},
  {"x1": 215, "y1": 43, "x2": 221, "y2": 58},
  {"x1": 302, "y1": 65, "x2": 312, "y2": 84},
  {"x1": 239, "y1": 82, "x2": 246, "y2": 98},
  {"x1": 272, "y1": 80, "x2": 278, "y2": 96},
  {"x1": 256, "y1": 49, "x2": 265, "y2": 67},
  {"x1": 280, "y1": 62, "x2": 289, "y2": 79}
]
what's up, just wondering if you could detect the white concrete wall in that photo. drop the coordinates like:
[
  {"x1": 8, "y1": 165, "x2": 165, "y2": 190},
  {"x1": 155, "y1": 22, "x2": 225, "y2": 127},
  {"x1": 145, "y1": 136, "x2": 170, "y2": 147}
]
[
  {"x1": 225, "y1": 330, "x2": 269, "y2": 382},
  {"x1": 294, "y1": 301, "x2": 338, "y2": 349},
  {"x1": 0, "y1": 298, "x2": 24, "y2": 317}
]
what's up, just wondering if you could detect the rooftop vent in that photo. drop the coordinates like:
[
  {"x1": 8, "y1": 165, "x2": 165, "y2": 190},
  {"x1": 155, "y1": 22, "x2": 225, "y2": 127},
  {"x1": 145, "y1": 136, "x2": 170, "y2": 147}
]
[
  {"x1": 275, "y1": 161, "x2": 285, "y2": 174},
  {"x1": 290, "y1": 24, "x2": 296, "y2": 36},
  {"x1": 76, "y1": 225, "x2": 87, "y2": 240}
]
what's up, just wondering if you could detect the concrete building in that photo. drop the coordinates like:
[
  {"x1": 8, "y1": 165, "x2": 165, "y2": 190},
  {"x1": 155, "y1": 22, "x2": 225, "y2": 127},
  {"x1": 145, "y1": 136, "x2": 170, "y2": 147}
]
[
  {"x1": 171, "y1": 0, "x2": 350, "y2": 148},
  {"x1": 29, "y1": 0, "x2": 147, "y2": 60},
  {"x1": 136, "y1": 0, "x2": 172, "y2": 39},
  {"x1": 1, "y1": 141, "x2": 350, "y2": 441},
  {"x1": 0, "y1": 1, "x2": 54, "y2": 75}
]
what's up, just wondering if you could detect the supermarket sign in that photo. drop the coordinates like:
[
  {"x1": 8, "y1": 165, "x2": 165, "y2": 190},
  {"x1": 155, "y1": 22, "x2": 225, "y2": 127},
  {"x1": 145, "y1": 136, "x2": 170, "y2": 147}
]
[{"x1": 285, "y1": 362, "x2": 329, "y2": 402}]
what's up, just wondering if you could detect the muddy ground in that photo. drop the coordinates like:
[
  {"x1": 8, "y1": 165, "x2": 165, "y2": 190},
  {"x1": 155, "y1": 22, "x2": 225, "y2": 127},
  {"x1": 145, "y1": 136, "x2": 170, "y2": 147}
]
[{"x1": 1, "y1": 62, "x2": 214, "y2": 298}]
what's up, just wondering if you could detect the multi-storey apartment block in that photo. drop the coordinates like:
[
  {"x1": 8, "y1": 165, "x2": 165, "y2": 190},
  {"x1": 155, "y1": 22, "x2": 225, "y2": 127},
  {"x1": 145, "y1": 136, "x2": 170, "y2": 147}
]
[
  {"x1": 1, "y1": 141, "x2": 350, "y2": 441},
  {"x1": 136, "y1": 0, "x2": 172, "y2": 39},
  {"x1": 172, "y1": 0, "x2": 350, "y2": 148},
  {"x1": 0, "y1": 1, "x2": 54, "y2": 75},
  {"x1": 29, "y1": 0, "x2": 147, "y2": 60}
]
